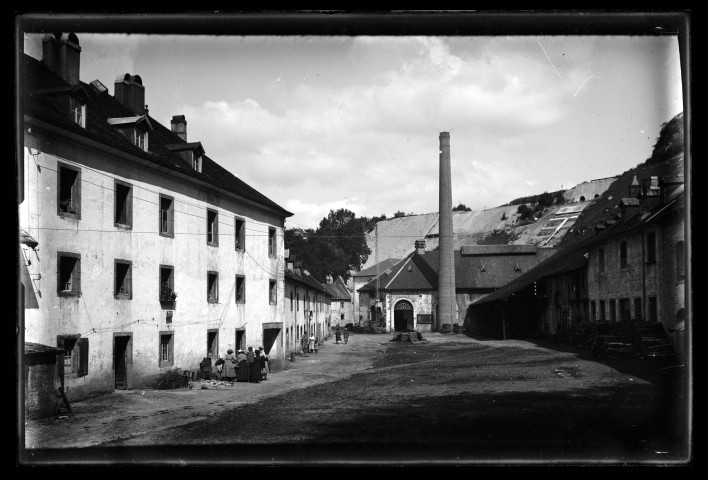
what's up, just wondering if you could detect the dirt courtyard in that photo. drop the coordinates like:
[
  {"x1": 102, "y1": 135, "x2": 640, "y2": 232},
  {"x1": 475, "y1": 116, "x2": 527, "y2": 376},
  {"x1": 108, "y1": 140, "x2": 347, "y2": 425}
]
[{"x1": 20, "y1": 332, "x2": 691, "y2": 466}]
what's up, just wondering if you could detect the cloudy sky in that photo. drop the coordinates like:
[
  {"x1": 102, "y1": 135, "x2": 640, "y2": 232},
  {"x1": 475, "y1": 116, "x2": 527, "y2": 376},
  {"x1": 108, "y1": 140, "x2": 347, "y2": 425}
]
[{"x1": 24, "y1": 29, "x2": 683, "y2": 229}]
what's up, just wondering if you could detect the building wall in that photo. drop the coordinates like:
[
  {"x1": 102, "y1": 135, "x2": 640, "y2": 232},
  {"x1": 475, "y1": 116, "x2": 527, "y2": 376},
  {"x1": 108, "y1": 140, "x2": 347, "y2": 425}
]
[
  {"x1": 586, "y1": 206, "x2": 685, "y2": 355},
  {"x1": 283, "y1": 280, "x2": 330, "y2": 356},
  {"x1": 352, "y1": 275, "x2": 375, "y2": 324},
  {"x1": 21, "y1": 129, "x2": 286, "y2": 400}
]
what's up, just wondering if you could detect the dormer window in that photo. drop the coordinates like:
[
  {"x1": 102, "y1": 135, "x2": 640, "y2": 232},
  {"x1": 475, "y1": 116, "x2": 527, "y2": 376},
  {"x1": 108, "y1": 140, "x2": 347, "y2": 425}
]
[
  {"x1": 38, "y1": 84, "x2": 90, "y2": 129},
  {"x1": 165, "y1": 142, "x2": 206, "y2": 173},
  {"x1": 107, "y1": 115, "x2": 152, "y2": 152},
  {"x1": 69, "y1": 96, "x2": 85, "y2": 127}
]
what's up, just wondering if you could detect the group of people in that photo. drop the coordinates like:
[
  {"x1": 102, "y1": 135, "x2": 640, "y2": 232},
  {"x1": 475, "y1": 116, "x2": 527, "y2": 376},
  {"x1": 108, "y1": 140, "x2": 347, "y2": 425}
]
[
  {"x1": 215, "y1": 346, "x2": 269, "y2": 383},
  {"x1": 300, "y1": 333, "x2": 318, "y2": 354},
  {"x1": 334, "y1": 326, "x2": 349, "y2": 345}
]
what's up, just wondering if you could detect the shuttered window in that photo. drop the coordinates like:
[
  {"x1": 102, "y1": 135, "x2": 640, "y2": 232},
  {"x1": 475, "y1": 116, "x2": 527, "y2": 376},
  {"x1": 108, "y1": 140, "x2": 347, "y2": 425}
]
[
  {"x1": 57, "y1": 252, "x2": 81, "y2": 296},
  {"x1": 159, "y1": 195, "x2": 174, "y2": 238},
  {"x1": 114, "y1": 180, "x2": 133, "y2": 228},
  {"x1": 57, "y1": 163, "x2": 81, "y2": 218},
  {"x1": 114, "y1": 259, "x2": 132, "y2": 299}
]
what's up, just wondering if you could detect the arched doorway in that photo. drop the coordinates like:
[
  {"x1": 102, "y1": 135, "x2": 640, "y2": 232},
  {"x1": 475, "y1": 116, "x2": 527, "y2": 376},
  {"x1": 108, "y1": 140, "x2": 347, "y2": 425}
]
[{"x1": 394, "y1": 299, "x2": 414, "y2": 332}]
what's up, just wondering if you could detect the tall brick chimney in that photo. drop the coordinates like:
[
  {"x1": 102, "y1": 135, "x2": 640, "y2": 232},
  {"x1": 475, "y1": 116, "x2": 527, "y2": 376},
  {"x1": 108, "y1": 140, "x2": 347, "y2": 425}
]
[
  {"x1": 438, "y1": 131, "x2": 457, "y2": 332},
  {"x1": 114, "y1": 73, "x2": 146, "y2": 115},
  {"x1": 171, "y1": 115, "x2": 187, "y2": 141},
  {"x1": 41, "y1": 33, "x2": 81, "y2": 85}
]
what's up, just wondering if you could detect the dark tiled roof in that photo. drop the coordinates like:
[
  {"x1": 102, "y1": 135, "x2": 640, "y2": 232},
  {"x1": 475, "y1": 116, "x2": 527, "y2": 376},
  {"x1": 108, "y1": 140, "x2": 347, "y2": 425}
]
[
  {"x1": 323, "y1": 276, "x2": 351, "y2": 301},
  {"x1": 473, "y1": 189, "x2": 684, "y2": 305},
  {"x1": 358, "y1": 248, "x2": 556, "y2": 292},
  {"x1": 285, "y1": 269, "x2": 327, "y2": 293},
  {"x1": 353, "y1": 258, "x2": 402, "y2": 277},
  {"x1": 21, "y1": 54, "x2": 292, "y2": 218}
]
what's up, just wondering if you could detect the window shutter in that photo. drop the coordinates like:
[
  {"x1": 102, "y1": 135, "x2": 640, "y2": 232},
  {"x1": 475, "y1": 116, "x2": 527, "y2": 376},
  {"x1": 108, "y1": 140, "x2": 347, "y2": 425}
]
[
  {"x1": 78, "y1": 337, "x2": 89, "y2": 376},
  {"x1": 75, "y1": 256, "x2": 81, "y2": 294},
  {"x1": 169, "y1": 201, "x2": 174, "y2": 236},
  {"x1": 127, "y1": 187, "x2": 133, "y2": 227},
  {"x1": 126, "y1": 264, "x2": 133, "y2": 299},
  {"x1": 215, "y1": 212, "x2": 219, "y2": 245},
  {"x1": 74, "y1": 169, "x2": 82, "y2": 218}
]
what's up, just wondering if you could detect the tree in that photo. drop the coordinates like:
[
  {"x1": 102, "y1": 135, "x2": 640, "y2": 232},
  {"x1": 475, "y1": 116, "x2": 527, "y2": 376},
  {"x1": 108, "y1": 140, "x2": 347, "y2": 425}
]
[
  {"x1": 285, "y1": 209, "x2": 371, "y2": 282},
  {"x1": 393, "y1": 211, "x2": 406, "y2": 218}
]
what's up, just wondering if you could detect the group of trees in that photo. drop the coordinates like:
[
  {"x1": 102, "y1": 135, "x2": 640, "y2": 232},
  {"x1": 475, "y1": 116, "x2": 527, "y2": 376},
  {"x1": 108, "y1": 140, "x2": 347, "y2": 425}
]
[
  {"x1": 515, "y1": 190, "x2": 566, "y2": 222},
  {"x1": 285, "y1": 209, "x2": 374, "y2": 282}
]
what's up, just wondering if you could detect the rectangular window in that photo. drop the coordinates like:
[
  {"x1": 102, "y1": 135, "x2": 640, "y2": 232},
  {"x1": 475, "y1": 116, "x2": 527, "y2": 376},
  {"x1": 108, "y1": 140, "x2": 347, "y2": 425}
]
[
  {"x1": 192, "y1": 154, "x2": 202, "y2": 173},
  {"x1": 207, "y1": 209, "x2": 219, "y2": 246},
  {"x1": 599, "y1": 300, "x2": 606, "y2": 321},
  {"x1": 235, "y1": 275, "x2": 245, "y2": 304},
  {"x1": 290, "y1": 291, "x2": 294, "y2": 311},
  {"x1": 676, "y1": 240, "x2": 685, "y2": 281},
  {"x1": 235, "y1": 217, "x2": 245, "y2": 250},
  {"x1": 134, "y1": 128, "x2": 148, "y2": 151},
  {"x1": 70, "y1": 96, "x2": 85, "y2": 128},
  {"x1": 207, "y1": 329, "x2": 219, "y2": 359},
  {"x1": 208, "y1": 271, "x2": 219, "y2": 303},
  {"x1": 160, "y1": 265, "x2": 175, "y2": 302},
  {"x1": 57, "y1": 252, "x2": 81, "y2": 296},
  {"x1": 341, "y1": 313, "x2": 345, "y2": 320},
  {"x1": 114, "y1": 180, "x2": 133, "y2": 228},
  {"x1": 598, "y1": 248, "x2": 605, "y2": 273},
  {"x1": 268, "y1": 228, "x2": 276, "y2": 257},
  {"x1": 159, "y1": 332, "x2": 174, "y2": 366},
  {"x1": 646, "y1": 231, "x2": 657, "y2": 264},
  {"x1": 340, "y1": 301, "x2": 344, "y2": 308},
  {"x1": 296, "y1": 292, "x2": 299, "y2": 311},
  {"x1": 648, "y1": 296, "x2": 658, "y2": 323},
  {"x1": 57, "y1": 335, "x2": 88, "y2": 376},
  {"x1": 269, "y1": 280, "x2": 277, "y2": 305},
  {"x1": 57, "y1": 163, "x2": 81, "y2": 218},
  {"x1": 619, "y1": 298, "x2": 630, "y2": 322},
  {"x1": 634, "y1": 298, "x2": 642, "y2": 321},
  {"x1": 114, "y1": 259, "x2": 132, "y2": 299},
  {"x1": 159, "y1": 195, "x2": 174, "y2": 238},
  {"x1": 609, "y1": 299, "x2": 617, "y2": 322},
  {"x1": 619, "y1": 241, "x2": 628, "y2": 268}
]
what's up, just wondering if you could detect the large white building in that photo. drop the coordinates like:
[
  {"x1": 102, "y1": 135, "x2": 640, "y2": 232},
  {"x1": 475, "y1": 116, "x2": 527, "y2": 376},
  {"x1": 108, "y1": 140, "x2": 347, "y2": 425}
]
[{"x1": 19, "y1": 33, "x2": 292, "y2": 402}]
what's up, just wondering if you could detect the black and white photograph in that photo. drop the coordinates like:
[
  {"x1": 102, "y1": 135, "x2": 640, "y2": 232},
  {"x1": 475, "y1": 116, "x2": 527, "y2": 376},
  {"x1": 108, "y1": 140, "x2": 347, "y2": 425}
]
[{"x1": 16, "y1": 11, "x2": 691, "y2": 467}]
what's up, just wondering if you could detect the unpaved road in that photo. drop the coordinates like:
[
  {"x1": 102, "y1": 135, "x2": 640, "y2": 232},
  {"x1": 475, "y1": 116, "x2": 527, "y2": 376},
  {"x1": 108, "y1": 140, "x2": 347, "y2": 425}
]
[{"x1": 20, "y1": 333, "x2": 690, "y2": 466}]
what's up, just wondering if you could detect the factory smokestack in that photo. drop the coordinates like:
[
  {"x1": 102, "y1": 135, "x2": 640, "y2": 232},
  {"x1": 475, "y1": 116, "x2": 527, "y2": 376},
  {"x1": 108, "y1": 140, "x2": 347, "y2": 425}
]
[{"x1": 438, "y1": 131, "x2": 456, "y2": 332}]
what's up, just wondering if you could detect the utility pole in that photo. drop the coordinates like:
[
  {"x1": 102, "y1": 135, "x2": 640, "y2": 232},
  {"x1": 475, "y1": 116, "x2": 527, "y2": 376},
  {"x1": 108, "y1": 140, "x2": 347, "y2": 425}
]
[{"x1": 375, "y1": 223, "x2": 379, "y2": 328}]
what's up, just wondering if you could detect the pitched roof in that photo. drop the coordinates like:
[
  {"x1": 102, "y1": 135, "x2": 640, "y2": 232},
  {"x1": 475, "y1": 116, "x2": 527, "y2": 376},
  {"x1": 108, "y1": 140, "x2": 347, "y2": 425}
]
[
  {"x1": 285, "y1": 269, "x2": 327, "y2": 294},
  {"x1": 323, "y1": 276, "x2": 351, "y2": 301},
  {"x1": 358, "y1": 247, "x2": 556, "y2": 292},
  {"x1": 353, "y1": 257, "x2": 402, "y2": 277},
  {"x1": 21, "y1": 53, "x2": 292, "y2": 218},
  {"x1": 473, "y1": 189, "x2": 685, "y2": 306}
]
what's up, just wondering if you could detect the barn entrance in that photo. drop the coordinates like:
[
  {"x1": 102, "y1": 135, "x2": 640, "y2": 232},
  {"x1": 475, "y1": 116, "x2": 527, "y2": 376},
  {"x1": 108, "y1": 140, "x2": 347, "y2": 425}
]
[
  {"x1": 394, "y1": 300, "x2": 414, "y2": 332},
  {"x1": 262, "y1": 322, "x2": 282, "y2": 371},
  {"x1": 113, "y1": 333, "x2": 132, "y2": 390}
]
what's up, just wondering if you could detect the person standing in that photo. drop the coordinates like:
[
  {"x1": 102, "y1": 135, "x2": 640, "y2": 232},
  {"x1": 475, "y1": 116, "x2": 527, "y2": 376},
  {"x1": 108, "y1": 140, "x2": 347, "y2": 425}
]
[
  {"x1": 251, "y1": 350, "x2": 263, "y2": 383},
  {"x1": 301, "y1": 332, "x2": 309, "y2": 354},
  {"x1": 335, "y1": 326, "x2": 341, "y2": 344},
  {"x1": 308, "y1": 333, "x2": 315, "y2": 354},
  {"x1": 236, "y1": 349, "x2": 249, "y2": 382},
  {"x1": 343, "y1": 328, "x2": 349, "y2": 345},
  {"x1": 222, "y1": 349, "x2": 237, "y2": 381},
  {"x1": 258, "y1": 346, "x2": 269, "y2": 380}
]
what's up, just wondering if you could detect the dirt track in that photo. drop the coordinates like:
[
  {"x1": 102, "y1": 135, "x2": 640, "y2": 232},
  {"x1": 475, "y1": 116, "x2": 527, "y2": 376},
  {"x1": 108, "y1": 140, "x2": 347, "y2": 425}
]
[{"x1": 21, "y1": 332, "x2": 690, "y2": 465}]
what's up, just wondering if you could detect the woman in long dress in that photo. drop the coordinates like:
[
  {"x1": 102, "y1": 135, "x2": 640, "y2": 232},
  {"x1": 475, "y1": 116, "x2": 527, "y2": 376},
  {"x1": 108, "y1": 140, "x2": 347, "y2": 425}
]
[
  {"x1": 236, "y1": 349, "x2": 249, "y2": 382},
  {"x1": 222, "y1": 349, "x2": 237, "y2": 381},
  {"x1": 250, "y1": 350, "x2": 262, "y2": 383}
]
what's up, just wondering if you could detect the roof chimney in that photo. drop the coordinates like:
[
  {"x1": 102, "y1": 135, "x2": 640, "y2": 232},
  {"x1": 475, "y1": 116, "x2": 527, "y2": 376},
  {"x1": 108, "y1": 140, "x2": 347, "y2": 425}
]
[
  {"x1": 114, "y1": 73, "x2": 146, "y2": 115},
  {"x1": 41, "y1": 33, "x2": 81, "y2": 86},
  {"x1": 415, "y1": 239, "x2": 426, "y2": 255},
  {"x1": 171, "y1": 115, "x2": 187, "y2": 141}
]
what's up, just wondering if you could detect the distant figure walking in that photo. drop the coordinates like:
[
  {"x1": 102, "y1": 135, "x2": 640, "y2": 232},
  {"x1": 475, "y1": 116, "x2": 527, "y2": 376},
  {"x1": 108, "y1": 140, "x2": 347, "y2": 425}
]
[
  {"x1": 236, "y1": 349, "x2": 249, "y2": 382},
  {"x1": 335, "y1": 326, "x2": 341, "y2": 344},
  {"x1": 301, "y1": 334, "x2": 308, "y2": 354},
  {"x1": 258, "y1": 346, "x2": 269, "y2": 380},
  {"x1": 309, "y1": 334, "x2": 315, "y2": 353},
  {"x1": 343, "y1": 329, "x2": 349, "y2": 345},
  {"x1": 313, "y1": 339, "x2": 319, "y2": 354}
]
